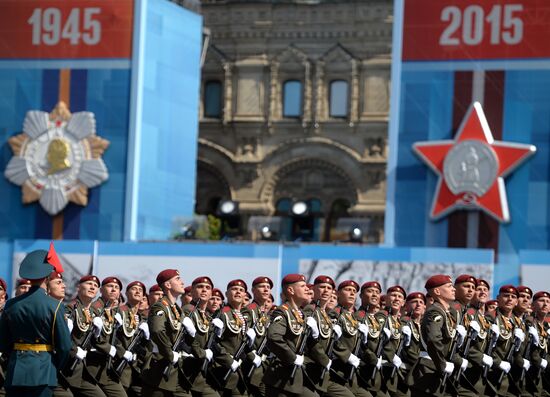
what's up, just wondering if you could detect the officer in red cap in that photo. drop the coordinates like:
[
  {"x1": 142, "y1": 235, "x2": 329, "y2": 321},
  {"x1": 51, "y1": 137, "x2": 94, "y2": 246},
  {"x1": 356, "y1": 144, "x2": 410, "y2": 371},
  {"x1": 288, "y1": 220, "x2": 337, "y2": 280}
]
[
  {"x1": 263, "y1": 274, "x2": 318, "y2": 397},
  {"x1": 142, "y1": 269, "x2": 192, "y2": 396},
  {"x1": 331, "y1": 280, "x2": 370, "y2": 397},
  {"x1": 61, "y1": 274, "x2": 107, "y2": 396},
  {"x1": 207, "y1": 288, "x2": 224, "y2": 314},
  {"x1": 410, "y1": 274, "x2": 465, "y2": 396},
  {"x1": 0, "y1": 248, "x2": 71, "y2": 397},
  {"x1": 117, "y1": 281, "x2": 151, "y2": 397},
  {"x1": 528, "y1": 291, "x2": 550, "y2": 395},
  {"x1": 148, "y1": 284, "x2": 164, "y2": 305},
  {"x1": 241, "y1": 276, "x2": 273, "y2": 397}
]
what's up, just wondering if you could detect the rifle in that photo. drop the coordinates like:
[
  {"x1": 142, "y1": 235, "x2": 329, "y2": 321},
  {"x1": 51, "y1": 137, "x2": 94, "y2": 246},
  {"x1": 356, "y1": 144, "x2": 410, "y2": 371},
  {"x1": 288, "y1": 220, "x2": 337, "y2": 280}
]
[
  {"x1": 370, "y1": 308, "x2": 391, "y2": 380},
  {"x1": 113, "y1": 319, "x2": 146, "y2": 377},
  {"x1": 68, "y1": 300, "x2": 112, "y2": 372},
  {"x1": 454, "y1": 304, "x2": 481, "y2": 382},
  {"x1": 290, "y1": 300, "x2": 320, "y2": 381},
  {"x1": 201, "y1": 305, "x2": 224, "y2": 377},
  {"x1": 520, "y1": 321, "x2": 535, "y2": 381},
  {"x1": 319, "y1": 313, "x2": 339, "y2": 381},
  {"x1": 106, "y1": 304, "x2": 121, "y2": 371},
  {"x1": 537, "y1": 320, "x2": 549, "y2": 379},
  {"x1": 223, "y1": 310, "x2": 260, "y2": 383},
  {"x1": 482, "y1": 321, "x2": 499, "y2": 379},
  {"x1": 439, "y1": 304, "x2": 465, "y2": 394},
  {"x1": 246, "y1": 312, "x2": 270, "y2": 380},
  {"x1": 496, "y1": 320, "x2": 523, "y2": 386},
  {"x1": 162, "y1": 299, "x2": 200, "y2": 381},
  {"x1": 345, "y1": 305, "x2": 370, "y2": 382},
  {"x1": 390, "y1": 310, "x2": 412, "y2": 379}
]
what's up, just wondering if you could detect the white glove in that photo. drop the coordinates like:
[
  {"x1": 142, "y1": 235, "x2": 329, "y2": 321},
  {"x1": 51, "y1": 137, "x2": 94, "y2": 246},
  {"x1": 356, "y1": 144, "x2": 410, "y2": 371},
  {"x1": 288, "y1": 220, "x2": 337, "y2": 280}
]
[
  {"x1": 383, "y1": 327, "x2": 391, "y2": 339},
  {"x1": 182, "y1": 317, "x2": 196, "y2": 337},
  {"x1": 514, "y1": 328, "x2": 525, "y2": 343},
  {"x1": 231, "y1": 359, "x2": 242, "y2": 372},
  {"x1": 376, "y1": 356, "x2": 383, "y2": 370},
  {"x1": 109, "y1": 345, "x2": 116, "y2": 358},
  {"x1": 401, "y1": 325, "x2": 412, "y2": 347},
  {"x1": 347, "y1": 353, "x2": 360, "y2": 368},
  {"x1": 469, "y1": 320, "x2": 480, "y2": 334},
  {"x1": 460, "y1": 358, "x2": 468, "y2": 371},
  {"x1": 528, "y1": 326, "x2": 540, "y2": 345},
  {"x1": 326, "y1": 359, "x2": 332, "y2": 371},
  {"x1": 392, "y1": 355, "x2": 403, "y2": 368},
  {"x1": 253, "y1": 353, "x2": 262, "y2": 368},
  {"x1": 293, "y1": 355, "x2": 304, "y2": 367},
  {"x1": 306, "y1": 317, "x2": 319, "y2": 339},
  {"x1": 212, "y1": 318, "x2": 224, "y2": 337},
  {"x1": 358, "y1": 323, "x2": 369, "y2": 344},
  {"x1": 482, "y1": 354, "x2": 493, "y2": 368},
  {"x1": 541, "y1": 359, "x2": 548, "y2": 369},
  {"x1": 499, "y1": 361, "x2": 511, "y2": 373},
  {"x1": 490, "y1": 324, "x2": 500, "y2": 338},
  {"x1": 444, "y1": 361, "x2": 455, "y2": 375},
  {"x1": 114, "y1": 313, "x2": 123, "y2": 326},
  {"x1": 246, "y1": 328, "x2": 257, "y2": 344},
  {"x1": 332, "y1": 324, "x2": 342, "y2": 340},
  {"x1": 205, "y1": 348, "x2": 213, "y2": 362},
  {"x1": 456, "y1": 325, "x2": 467, "y2": 347},
  {"x1": 76, "y1": 347, "x2": 87, "y2": 360},
  {"x1": 123, "y1": 350, "x2": 134, "y2": 362},
  {"x1": 92, "y1": 316, "x2": 104, "y2": 337},
  {"x1": 138, "y1": 322, "x2": 150, "y2": 340},
  {"x1": 172, "y1": 351, "x2": 181, "y2": 364},
  {"x1": 67, "y1": 318, "x2": 74, "y2": 333},
  {"x1": 523, "y1": 359, "x2": 531, "y2": 371}
]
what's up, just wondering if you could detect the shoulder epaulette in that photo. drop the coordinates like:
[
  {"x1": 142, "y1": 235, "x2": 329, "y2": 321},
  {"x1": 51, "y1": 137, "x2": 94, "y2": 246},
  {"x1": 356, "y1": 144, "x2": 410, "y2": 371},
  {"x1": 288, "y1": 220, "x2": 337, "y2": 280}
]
[
  {"x1": 401, "y1": 315, "x2": 411, "y2": 322},
  {"x1": 377, "y1": 309, "x2": 389, "y2": 317},
  {"x1": 160, "y1": 298, "x2": 170, "y2": 307},
  {"x1": 222, "y1": 305, "x2": 232, "y2": 313},
  {"x1": 247, "y1": 302, "x2": 258, "y2": 310},
  {"x1": 92, "y1": 299, "x2": 104, "y2": 310},
  {"x1": 355, "y1": 310, "x2": 366, "y2": 319},
  {"x1": 332, "y1": 306, "x2": 341, "y2": 315},
  {"x1": 280, "y1": 304, "x2": 289, "y2": 311},
  {"x1": 466, "y1": 307, "x2": 476, "y2": 316},
  {"x1": 118, "y1": 304, "x2": 129, "y2": 312}
]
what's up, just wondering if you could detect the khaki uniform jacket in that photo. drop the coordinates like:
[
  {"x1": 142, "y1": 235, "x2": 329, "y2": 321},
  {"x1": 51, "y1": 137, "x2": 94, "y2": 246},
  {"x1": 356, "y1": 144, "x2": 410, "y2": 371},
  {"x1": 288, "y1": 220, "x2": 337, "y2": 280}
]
[
  {"x1": 355, "y1": 307, "x2": 386, "y2": 392},
  {"x1": 241, "y1": 301, "x2": 270, "y2": 388},
  {"x1": 303, "y1": 304, "x2": 333, "y2": 392}
]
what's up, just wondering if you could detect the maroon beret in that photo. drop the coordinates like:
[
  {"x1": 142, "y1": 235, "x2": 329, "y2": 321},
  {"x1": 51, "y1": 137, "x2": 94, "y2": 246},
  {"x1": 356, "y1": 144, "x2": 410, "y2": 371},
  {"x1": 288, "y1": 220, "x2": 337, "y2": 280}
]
[
  {"x1": 126, "y1": 281, "x2": 146, "y2": 293},
  {"x1": 517, "y1": 285, "x2": 533, "y2": 297},
  {"x1": 314, "y1": 275, "x2": 336, "y2": 289},
  {"x1": 79, "y1": 275, "x2": 100, "y2": 286},
  {"x1": 455, "y1": 274, "x2": 477, "y2": 285},
  {"x1": 192, "y1": 276, "x2": 213, "y2": 288},
  {"x1": 338, "y1": 280, "x2": 360, "y2": 291},
  {"x1": 387, "y1": 285, "x2": 406, "y2": 297},
  {"x1": 227, "y1": 279, "x2": 248, "y2": 290},
  {"x1": 499, "y1": 285, "x2": 519, "y2": 297},
  {"x1": 149, "y1": 284, "x2": 162, "y2": 294},
  {"x1": 212, "y1": 288, "x2": 224, "y2": 299},
  {"x1": 48, "y1": 271, "x2": 62, "y2": 281},
  {"x1": 156, "y1": 269, "x2": 179, "y2": 285},
  {"x1": 533, "y1": 291, "x2": 550, "y2": 301},
  {"x1": 425, "y1": 274, "x2": 453, "y2": 290},
  {"x1": 477, "y1": 279, "x2": 490, "y2": 289},
  {"x1": 102, "y1": 276, "x2": 122, "y2": 290},
  {"x1": 406, "y1": 292, "x2": 426, "y2": 302},
  {"x1": 0, "y1": 278, "x2": 7, "y2": 291},
  {"x1": 252, "y1": 276, "x2": 273, "y2": 288},
  {"x1": 361, "y1": 281, "x2": 382, "y2": 293},
  {"x1": 282, "y1": 274, "x2": 306, "y2": 286},
  {"x1": 486, "y1": 299, "x2": 498, "y2": 306},
  {"x1": 184, "y1": 286, "x2": 192, "y2": 294}
]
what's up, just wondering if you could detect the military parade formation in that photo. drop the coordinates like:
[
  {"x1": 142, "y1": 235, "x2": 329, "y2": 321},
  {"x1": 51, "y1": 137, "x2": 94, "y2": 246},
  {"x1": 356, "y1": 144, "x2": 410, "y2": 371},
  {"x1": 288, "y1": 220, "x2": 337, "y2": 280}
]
[{"x1": 1, "y1": 249, "x2": 550, "y2": 397}]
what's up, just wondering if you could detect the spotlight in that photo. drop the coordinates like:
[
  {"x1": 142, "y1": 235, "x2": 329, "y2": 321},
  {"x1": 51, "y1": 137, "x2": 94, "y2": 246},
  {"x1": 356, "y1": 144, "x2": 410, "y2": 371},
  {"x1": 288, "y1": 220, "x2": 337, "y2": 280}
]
[
  {"x1": 180, "y1": 223, "x2": 196, "y2": 240},
  {"x1": 260, "y1": 224, "x2": 273, "y2": 240},
  {"x1": 349, "y1": 226, "x2": 363, "y2": 242},
  {"x1": 291, "y1": 201, "x2": 309, "y2": 216},
  {"x1": 217, "y1": 200, "x2": 239, "y2": 216}
]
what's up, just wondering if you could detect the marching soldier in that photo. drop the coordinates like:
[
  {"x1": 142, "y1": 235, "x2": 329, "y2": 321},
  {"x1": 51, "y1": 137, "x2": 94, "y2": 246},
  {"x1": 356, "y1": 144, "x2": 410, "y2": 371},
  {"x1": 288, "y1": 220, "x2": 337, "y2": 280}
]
[
  {"x1": 149, "y1": 285, "x2": 164, "y2": 305},
  {"x1": 182, "y1": 286, "x2": 193, "y2": 306},
  {"x1": 0, "y1": 278, "x2": 6, "y2": 309},
  {"x1": 400, "y1": 292, "x2": 425, "y2": 392},
  {"x1": 331, "y1": 280, "x2": 371, "y2": 397},
  {"x1": 262, "y1": 274, "x2": 319, "y2": 397},
  {"x1": 0, "y1": 248, "x2": 72, "y2": 397},
  {"x1": 181, "y1": 276, "x2": 221, "y2": 397},
  {"x1": 62, "y1": 275, "x2": 107, "y2": 397},
  {"x1": 356, "y1": 281, "x2": 387, "y2": 397},
  {"x1": 210, "y1": 279, "x2": 254, "y2": 397},
  {"x1": 14, "y1": 278, "x2": 31, "y2": 297},
  {"x1": 527, "y1": 291, "x2": 549, "y2": 396},
  {"x1": 116, "y1": 281, "x2": 151, "y2": 397},
  {"x1": 142, "y1": 269, "x2": 196, "y2": 397},
  {"x1": 472, "y1": 279, "x2": 491, "y2": 314},
  {"x1": 241, "y1": 276, "x2": 273, "y2": 397},
  {"x1": 208, "y1": 289, "x2": 224, "y2": 315},
  {"x1": 0, "y1": 279, "x2": 5, "y2": 397},
  {"x1": 410, "y1": 274, "x2": 465, "y2": 397},
  {"x1": 306, "y1": 275, "x2": 354, "y2": 397}
]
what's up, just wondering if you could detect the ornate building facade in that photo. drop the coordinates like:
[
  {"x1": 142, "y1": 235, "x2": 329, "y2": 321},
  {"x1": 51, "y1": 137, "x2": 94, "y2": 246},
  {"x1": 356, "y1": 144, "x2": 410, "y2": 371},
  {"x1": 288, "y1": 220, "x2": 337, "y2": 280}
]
[{"x1": 196, "y1": 0, "x2": 392, "y2": 242}]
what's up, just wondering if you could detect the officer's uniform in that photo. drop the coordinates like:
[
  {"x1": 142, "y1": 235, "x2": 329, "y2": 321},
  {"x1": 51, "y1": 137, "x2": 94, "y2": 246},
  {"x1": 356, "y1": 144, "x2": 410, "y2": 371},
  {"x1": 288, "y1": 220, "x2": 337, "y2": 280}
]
[{"x1": 0, "y1": 248, "x2": 72, "y2": 397}]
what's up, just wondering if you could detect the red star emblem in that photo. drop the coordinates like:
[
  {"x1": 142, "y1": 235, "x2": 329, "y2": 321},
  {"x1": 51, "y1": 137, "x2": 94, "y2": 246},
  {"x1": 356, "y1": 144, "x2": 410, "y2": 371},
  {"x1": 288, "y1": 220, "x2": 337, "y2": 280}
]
[{"x1": 413, "y1": 102, "x2": 536, "y2": 223}]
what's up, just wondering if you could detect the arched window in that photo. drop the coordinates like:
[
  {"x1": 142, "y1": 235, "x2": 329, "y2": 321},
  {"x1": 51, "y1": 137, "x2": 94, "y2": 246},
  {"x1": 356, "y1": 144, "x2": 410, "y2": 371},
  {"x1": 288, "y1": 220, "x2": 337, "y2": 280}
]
[
  {"x1": 329, "y1": 80, "x2": 349, "y2": 118},
  {"x1": 204, "y1": 80, "x2": 223, "y2": 118},
  {"x1": 283, "y1": 80, "x2": 303, "y2": 118}
]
